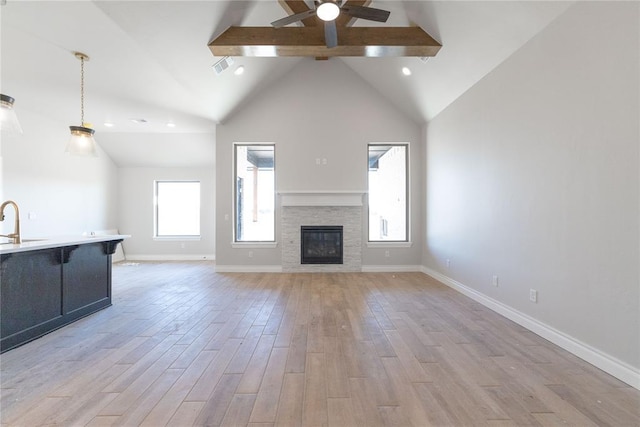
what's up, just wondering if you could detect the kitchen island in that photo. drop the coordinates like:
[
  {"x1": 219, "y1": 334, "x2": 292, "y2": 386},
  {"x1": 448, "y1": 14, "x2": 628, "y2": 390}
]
[{"x1": 0, "y1": 235, "x2": 129, "y2": 352}]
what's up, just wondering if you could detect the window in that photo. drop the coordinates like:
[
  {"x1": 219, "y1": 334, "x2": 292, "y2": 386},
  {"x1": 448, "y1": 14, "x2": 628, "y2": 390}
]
[
  {"x1": 368, "y1": 144, "x2": 408, "y2": 241},
  {"x1": 234, "y1": 144, "x2": 275, "y2": 242},
  {"x1": 154, "y1": 181, "x2": 201, "y2": 237}
]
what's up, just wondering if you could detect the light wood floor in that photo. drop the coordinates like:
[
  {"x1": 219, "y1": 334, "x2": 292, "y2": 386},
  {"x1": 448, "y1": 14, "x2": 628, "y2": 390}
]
[{"x1": 1, "y1": 262, "x2": 638, "y2": 426}]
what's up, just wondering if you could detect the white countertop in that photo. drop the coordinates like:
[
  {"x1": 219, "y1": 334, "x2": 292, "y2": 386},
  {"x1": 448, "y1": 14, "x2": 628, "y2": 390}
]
[{"x1": 0, "y1": 234, "x2": 130, "y2": 255}]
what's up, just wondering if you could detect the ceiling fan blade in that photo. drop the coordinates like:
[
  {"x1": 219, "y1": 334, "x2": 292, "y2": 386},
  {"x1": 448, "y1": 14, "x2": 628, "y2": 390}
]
[
  {"x1": 324, "y1": 20, "x2": 338, "y2": 48},
  {"x1": 341, "y1": 4, "x2": 390, "y2": 23},
  {"x1": 271, "y1": 9, "x2": 317, "y2": 28}
]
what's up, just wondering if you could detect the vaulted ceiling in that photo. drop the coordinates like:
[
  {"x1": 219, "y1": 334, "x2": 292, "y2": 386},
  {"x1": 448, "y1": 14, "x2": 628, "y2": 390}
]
[{"x1": 1, "y1": 1, "x2": 573, "y2": 165}]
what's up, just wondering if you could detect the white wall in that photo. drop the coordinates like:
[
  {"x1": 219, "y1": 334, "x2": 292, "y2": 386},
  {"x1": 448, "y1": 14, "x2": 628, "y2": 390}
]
[
  {"x1": 1, "y1": 108, "x2": 118, "y2": 237},
  {"x1": 216, "y1": 58, "x2": 423, "y2": 268},
  {"x1": 118, "y1": 166, "x2": 215, "y2": 260},
  {"x1": 424, "y1": 1, "x2": 639, "y2": 382}
]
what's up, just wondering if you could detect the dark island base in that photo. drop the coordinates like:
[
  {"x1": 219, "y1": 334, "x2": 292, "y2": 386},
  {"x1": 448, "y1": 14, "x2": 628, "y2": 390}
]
[{"x1": 0, "y1": 240, "x2": 121, "y2": 353}]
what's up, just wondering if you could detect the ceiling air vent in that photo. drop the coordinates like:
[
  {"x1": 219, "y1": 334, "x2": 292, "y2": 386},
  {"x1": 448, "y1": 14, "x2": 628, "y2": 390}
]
[{"x1": 212, "y1": 56, "x2": 234, "y2": 75}]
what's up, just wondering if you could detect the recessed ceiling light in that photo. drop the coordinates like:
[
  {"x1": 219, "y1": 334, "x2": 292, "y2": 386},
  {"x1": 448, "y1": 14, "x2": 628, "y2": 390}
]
[
  {"x1": 166, "y1": 122, "x2": 176, "y2": 128},
  {"x1": 402, "y1": 67, "x2": 412, "y2": 76},
  {"x1": 130, "y1": 118, "x2": 148, "y2": 124},
  {"x1": 104, "y1": 122, "x2": 114, "y2": 128},
  {"x1": 234, "y1": 65, "x2": 245, "y2": 76}
]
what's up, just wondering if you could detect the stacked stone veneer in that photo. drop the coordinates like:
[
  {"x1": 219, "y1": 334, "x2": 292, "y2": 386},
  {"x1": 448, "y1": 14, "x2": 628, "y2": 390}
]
[{"x1": 281, "y1": 206, "x2": 362, "y2": 272}]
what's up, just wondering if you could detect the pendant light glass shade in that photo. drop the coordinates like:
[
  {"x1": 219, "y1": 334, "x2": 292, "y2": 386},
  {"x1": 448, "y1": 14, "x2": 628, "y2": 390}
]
[
  {"x1": 66, "y1": 52, "x2": 98, "y2": 157},
  {"x1": 0, "y1": 94, "x2": 23, "y2": 135},
  {"x1": 67, "y1": 125, "x2": 98, "y2": 156}
]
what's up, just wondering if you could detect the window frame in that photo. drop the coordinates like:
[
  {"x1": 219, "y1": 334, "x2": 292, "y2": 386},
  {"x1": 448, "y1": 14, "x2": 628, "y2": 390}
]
[
  {"x1": 367, "y1": 143, "x2": 410, "y2": 244},
  {"x1": 153, "y1": 180, "x2": 201, "y2": 239},
  {"x1": 233, "y1": 143, "x2": 276, "y2": 244}
]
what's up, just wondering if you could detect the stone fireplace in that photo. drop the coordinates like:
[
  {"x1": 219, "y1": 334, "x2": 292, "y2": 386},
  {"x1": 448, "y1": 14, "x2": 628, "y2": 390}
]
[{"x1": 280, "y1": 192, "x2": 363, "y2": 272}]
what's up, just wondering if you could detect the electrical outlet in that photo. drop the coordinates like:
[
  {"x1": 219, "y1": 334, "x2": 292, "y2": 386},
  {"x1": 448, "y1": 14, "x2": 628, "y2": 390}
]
[
  {"x1": 529, "y1": 289, "x2": 538, "y2": 303},
  {"x1": 248, "y1": 251, "x2": 253, "y2": 258},
  {"x1": 492, "y1": 275, "x2": 499, "y2": 287},
  {"x1": 446, "y1": 259, "x2": 451, "y2": 268},
  {"x1": 384, "y1": 250, "x2": 390, "y2": 257},
  {"x1": 180, "y1": 243, "x2": 186, "y2": 249}
]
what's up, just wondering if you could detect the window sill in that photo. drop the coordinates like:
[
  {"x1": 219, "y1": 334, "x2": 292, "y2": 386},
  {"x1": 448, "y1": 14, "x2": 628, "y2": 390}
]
[
  {"x1": 367, "y1": 241, "x2": 413, "y2": 249},
  {"x1": 154, "y1": 236, "x2": 201, "y2": 241},
  {"x1": 231, "y1": 242, "x2": 278, "y2": 249}
]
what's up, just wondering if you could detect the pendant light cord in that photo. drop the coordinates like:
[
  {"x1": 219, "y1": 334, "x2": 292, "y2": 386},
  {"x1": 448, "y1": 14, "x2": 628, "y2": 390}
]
[
  {"x1": 73, "y1": 51, "x2": 89, "y2": 125},
  {"x1": 80, "y1": 54, "x2": 85, "y2": 125}
]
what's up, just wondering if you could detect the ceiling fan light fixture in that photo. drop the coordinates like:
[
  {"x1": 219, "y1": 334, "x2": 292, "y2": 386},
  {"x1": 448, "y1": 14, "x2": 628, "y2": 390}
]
[
  {"x1": 0, "y1": 93, "x2": 23, "y2": 135},
  {"x1": 317, "y1": 2, "x2": 340, "y2": 22}
]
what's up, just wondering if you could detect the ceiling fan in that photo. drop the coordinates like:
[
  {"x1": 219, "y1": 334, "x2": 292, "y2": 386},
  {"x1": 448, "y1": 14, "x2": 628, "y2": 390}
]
[{"x1": 270, "y1": 0, "x2": 391, "y2": 48}]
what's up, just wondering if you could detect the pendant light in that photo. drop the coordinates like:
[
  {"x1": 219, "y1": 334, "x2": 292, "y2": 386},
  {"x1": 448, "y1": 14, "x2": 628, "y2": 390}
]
[
  {"x1": 0, "y1": 93, "x2": 23, "y2": 135},
  {"x1": 66, "y1": 52, "x2": 98, "y2": 157}
]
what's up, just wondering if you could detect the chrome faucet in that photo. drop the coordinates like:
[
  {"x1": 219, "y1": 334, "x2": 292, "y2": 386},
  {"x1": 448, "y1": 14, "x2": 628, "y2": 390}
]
[{"x1": 0, "y1": 200, "x2": 21, "y2": 244}]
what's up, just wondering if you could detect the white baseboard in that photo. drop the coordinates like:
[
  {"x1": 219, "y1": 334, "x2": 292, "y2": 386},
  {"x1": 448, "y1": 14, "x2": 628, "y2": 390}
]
[
  {"x1": 361, "y1": 265, "x2": 423, "y2": 272},
  {"x1": 112, "y1": 250, "x2": 125, "y2": 263},
  {"x1": 216, "y1": 265, "x2": 422, "y2": 273},
  {"x1": 420, "y1": 266, "x2": 640, "y2": 390},
  {"x1": 215, "y1": 265, "x2": 283, "y2": 273},
  {"x1": 124, "y1": 254, "x2": 215, "y2": 261}
]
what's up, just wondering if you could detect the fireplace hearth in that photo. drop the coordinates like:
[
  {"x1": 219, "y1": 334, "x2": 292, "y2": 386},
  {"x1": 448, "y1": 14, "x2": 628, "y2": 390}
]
[{"x1": 301, "y1": 226, "x2": 343, "y2": 264}]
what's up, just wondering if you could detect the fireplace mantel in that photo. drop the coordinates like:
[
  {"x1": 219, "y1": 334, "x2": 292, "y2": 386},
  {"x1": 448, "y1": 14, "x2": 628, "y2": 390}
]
[{"x1": 279, "y1": 191, "x2": 365, "y2": 207}]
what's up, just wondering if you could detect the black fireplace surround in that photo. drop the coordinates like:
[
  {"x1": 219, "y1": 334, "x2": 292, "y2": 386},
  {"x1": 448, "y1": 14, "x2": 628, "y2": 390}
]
[{"x1": 301, "y1": 226, "x2": 343, "y2": 264}]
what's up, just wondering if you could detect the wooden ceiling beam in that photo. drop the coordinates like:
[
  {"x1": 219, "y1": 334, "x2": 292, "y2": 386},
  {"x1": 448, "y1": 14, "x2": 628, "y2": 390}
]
[
  {"x1": 280, "y1": 0, "x2": 323, "y2": 59},
  {"x1": 275, "y1": 1, "x2": 375, "y2": 60},
  {"x1": 208, "y1": 26, "x2": 442, "y2": 58}
]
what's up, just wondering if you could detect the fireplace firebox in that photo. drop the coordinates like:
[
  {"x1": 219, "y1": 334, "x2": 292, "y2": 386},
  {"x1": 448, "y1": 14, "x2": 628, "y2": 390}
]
[{"x1": 301, "y1": 226, "x2": 343, "y2": 264}]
